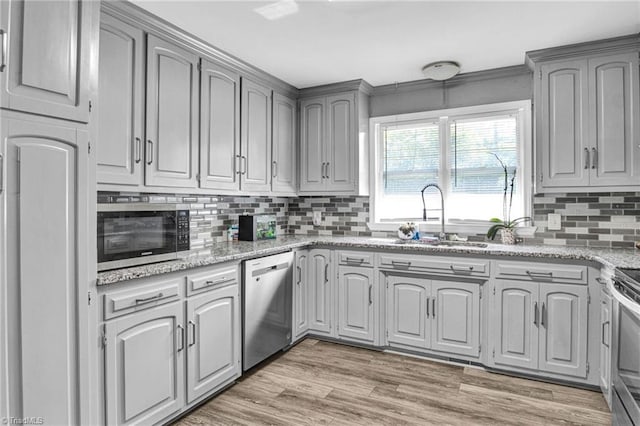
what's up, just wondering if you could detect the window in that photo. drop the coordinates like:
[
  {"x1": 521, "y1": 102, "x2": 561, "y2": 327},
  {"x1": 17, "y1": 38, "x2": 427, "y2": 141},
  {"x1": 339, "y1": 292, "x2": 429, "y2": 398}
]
[{"x1": 370, "y1": 101, "x2": 531, "y2": 232}]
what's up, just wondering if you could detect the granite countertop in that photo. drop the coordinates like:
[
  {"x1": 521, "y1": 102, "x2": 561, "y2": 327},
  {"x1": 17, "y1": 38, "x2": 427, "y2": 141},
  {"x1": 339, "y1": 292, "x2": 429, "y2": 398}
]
[{"x1": 96, "y1": 235, "x2": 640, "y2": 286}]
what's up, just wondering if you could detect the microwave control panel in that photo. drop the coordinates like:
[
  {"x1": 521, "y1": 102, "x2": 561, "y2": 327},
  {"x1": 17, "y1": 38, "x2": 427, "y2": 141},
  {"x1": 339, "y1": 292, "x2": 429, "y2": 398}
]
[{"x1": 177, "y1": 210, "x2": 190, "y2": 252}]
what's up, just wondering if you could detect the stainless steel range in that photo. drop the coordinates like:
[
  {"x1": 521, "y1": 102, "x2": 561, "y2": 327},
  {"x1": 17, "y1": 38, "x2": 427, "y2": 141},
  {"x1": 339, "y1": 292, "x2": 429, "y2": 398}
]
[{"x1": 611, "y1": 268, "x2": 640, "y2": 425}]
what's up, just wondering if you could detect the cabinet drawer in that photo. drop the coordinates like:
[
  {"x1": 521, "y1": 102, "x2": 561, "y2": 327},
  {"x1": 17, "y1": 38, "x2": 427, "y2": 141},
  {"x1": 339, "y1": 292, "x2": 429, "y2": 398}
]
[
  {"x1": 337, "y1": 251, "x2": 374, "y2": 267},
  {"x1": 495, "y1": 261, "x2": 587, "y2": 284},
  {"x1": 103, "y1": 279, "x2": 182, "y2": 320},
  {"x1": 378, "y1": 254, "x2": 489, "y2": 277},
  {"x1": 187, "y1": 264, "x2": 238, "y2": 296}
]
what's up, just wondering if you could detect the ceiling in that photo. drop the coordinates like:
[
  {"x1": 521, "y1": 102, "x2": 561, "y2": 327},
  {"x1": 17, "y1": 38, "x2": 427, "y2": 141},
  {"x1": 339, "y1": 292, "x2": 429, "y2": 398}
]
[{"x1": 132, "y1": 0, "x2": 640, "y2": 88}]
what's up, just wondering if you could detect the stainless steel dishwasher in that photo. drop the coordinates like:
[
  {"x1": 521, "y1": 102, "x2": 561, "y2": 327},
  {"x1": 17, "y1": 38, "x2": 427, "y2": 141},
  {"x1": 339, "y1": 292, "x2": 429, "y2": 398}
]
[{"x1": 242, "y1": 251, "x2": 293, "y2": 371}]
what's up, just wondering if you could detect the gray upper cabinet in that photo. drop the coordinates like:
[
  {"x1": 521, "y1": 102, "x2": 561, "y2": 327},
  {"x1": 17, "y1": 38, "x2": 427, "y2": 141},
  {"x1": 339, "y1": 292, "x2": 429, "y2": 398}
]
[
  {"x1": 299, "y1": 84, "x2": 369, "y2": 195},
  {"x1": 308, "y1": 249, "x2": 332, "y2": 335},
  {"x1": 145, "y1": 34, "x2": 199, "y2": 188},
  {"x1": 186, "y1": 283, "x2": 240, "y2": 404},
  {"x1": 105, "y1": 302, "x2": 185, "y2": 425},
  {"x1": 430, "y1": 281, "x2": 480, "y2": 358},
  {"x1": 0, "y1": 0, "x2": 93, "y2": 122},
  {"x1": 2, "y1": 116, "x2": 91, "y2": 425},
  {"x1": 96, "y1": 12, "x2": 144, "y2": 186},
  {"x1": 199, "y1": 60, "x2": 240, "y2": 191},
  {"x1": 337, "y1": 266, "x2": 375, "y2": 344},
  {"x1": 240, "y1": 78, "x2": 272, "y2": 193},
  {"x1": 272, "y1": 93, "x2": 297, "y2": 194},
  {"x1": 531, "y1": 41, "x2": 640, "y2": 191}
]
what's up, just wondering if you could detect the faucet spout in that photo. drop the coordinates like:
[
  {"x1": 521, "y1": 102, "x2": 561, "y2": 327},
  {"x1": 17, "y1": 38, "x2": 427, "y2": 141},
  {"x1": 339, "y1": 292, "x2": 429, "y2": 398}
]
[{"x1": 420, "y1": 183, "x2": 446, "y2": 240}]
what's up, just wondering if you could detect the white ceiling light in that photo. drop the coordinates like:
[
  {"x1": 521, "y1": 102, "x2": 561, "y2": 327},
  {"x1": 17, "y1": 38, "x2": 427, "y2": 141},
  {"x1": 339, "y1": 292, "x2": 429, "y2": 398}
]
[
  {"x1": 422, "y1": 61, "x2": 461, "y2": 81},
  {"x1": 255, "y1": 0, "x2": 299, "y2": 21}
]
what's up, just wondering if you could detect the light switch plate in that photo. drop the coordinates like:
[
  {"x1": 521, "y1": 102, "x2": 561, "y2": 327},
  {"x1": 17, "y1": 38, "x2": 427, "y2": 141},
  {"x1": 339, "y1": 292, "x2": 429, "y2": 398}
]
[
  {"x1": 548, "y1": 213, "x2": 562, "y2": 231},
  {"x1": 312, "y1": 211, "x2": 322, "y2": 226}
]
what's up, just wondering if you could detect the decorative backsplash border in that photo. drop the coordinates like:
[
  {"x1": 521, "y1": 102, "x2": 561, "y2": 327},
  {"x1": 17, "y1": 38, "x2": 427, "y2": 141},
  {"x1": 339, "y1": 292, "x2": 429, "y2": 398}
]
[{"x1": 99, "y1": 191, "x2": 640, "y2": 250}]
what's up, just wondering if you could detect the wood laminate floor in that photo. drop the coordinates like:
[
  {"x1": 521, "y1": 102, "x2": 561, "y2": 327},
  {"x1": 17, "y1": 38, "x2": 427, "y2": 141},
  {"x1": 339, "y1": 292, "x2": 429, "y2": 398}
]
[{"x1": 175, "y1": 339, "x2": 611, "y2": 425}]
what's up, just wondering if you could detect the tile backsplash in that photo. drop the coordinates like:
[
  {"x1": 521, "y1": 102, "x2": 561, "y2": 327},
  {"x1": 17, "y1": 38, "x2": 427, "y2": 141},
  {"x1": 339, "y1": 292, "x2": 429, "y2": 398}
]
[
  {"x1": 99, "y1": 191, "x2": 640, "y2": 250},
  {"x1": 523, "y1": 192, "x2": 640, "y2": 248}
]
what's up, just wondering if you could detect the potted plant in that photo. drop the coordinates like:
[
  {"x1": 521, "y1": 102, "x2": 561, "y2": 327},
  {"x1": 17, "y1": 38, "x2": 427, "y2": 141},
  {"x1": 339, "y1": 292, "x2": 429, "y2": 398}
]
[
  {"x1": 398, "y1": 222, "x2": 418, "y2": 241},
  {"x1": 486, "y1": 154, "x2": 532, "y2": 244}
]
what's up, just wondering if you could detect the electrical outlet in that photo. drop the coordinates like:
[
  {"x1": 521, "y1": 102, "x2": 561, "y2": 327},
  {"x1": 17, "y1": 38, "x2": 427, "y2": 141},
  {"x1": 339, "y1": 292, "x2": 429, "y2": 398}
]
[
  {"x1": 548, "y1": 213, "x2": 562, "y2": 231},
  {"x1": 312, "y1": 210, "x2": 322, "y2": 226}
]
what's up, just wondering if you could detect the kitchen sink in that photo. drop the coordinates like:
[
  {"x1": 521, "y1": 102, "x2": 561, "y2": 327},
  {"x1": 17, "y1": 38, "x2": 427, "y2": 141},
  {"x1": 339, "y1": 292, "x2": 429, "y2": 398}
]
[{"x1": 395, "y1": 239, "x2": 488, "y2": 248}]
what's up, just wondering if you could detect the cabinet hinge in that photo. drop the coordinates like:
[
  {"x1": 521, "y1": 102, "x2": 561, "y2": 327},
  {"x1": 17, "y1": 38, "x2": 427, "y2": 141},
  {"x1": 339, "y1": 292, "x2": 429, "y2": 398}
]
[
  {"x1": 492, "y1": 348, "x2": 495, "y2": 358},
  {"x1": 587, "y1": 289, "x2": 591, "y2": 304},
  {"x1": 493, "y1": 287, "x2": 496, "y2": 296},
  {"x1": 538, "y1": 70, "x2": 542, "y2": 80},
  {"x1": 101, "y1": 325, "x2": 107, "y2": 349},
  {"x1": 197, "y1": 62, "x2": 202, "y2": 71},
  {"x1": 479, "y1": 343, "x2": 481, "y2": 353},
  {"x1": 88, "y1": 291, "x2": 92, "y2": 305},
  {"x1": 196, "y1": 173, "x2": 200, "y2": 183},
  {"x1": 88, "y1": 141, "x2": 91, "y2": 155},
  {"x1": 386, "y1": 330, "x2": 389, "y2": 338},
  {"x1": 89, "y1": 100, "x2": 92, "y2": 112},
  {"x1": 480, "y1": 288, "x2": 483, "y2": 299},
  {"x1": 586, "y1": 362, "x2": 590, "y2": 375}
]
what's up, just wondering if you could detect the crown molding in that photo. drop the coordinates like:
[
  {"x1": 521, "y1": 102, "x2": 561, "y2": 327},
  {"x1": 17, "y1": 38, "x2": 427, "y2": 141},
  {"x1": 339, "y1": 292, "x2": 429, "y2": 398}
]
[
  {"x1": 102, "y1": 0, "x2": 299, "y2": 98},
  {"x1": 298, "y1": 79, "x2": 374, "y2": 98}
]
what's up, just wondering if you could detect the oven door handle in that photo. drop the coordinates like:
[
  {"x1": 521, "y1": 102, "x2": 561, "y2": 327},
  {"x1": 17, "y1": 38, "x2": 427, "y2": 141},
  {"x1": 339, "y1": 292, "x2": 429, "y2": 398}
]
[{"x1": 609, "y1": 279, "x2": 640, "y2": 317}]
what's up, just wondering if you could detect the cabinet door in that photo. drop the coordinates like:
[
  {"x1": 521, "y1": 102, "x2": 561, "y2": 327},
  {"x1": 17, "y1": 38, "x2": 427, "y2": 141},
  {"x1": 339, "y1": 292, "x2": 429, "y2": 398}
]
[
  {"x1": 96, "y1": 13, "x2": 144, "y2": 186},
  {"x1": 199, "y1": 59, "x2": 240, "y2": 191},
  {"x1": 491, "y1": 280, "x2": 539, "y2": 370},
  {"x1": 299, "y1": 97, "x2": 325, "y2": 192},
  {"x1": 337, "y1": 266, "x2": 375, "y2": 343},
  {"x1": 0, "y1": 0, "x2": 92, "y2": 122},
  {"x1": 186, "y1": 284, "x2": 241, "y2": 404},
  {"x1": 105, "y1": 302, "x2": 185, "y2": 426},
  {"x1": 326, "y1": 93, "x2": 356, "y2": 192},
  {"x1": 539, "y1": 283, "x2": 588, "y2": 378},
  {"x1": 589, "y1": 52, "x2": 640, "y2": 186},
  {"x1": 3, "y1": 116, "x2": 90, "y2": 426},
  {"x1": 430, "y1": 281, "x2": 480, "y2": 357},
  {"x1": 240, "y1": 78, "x2": 271, "y2": 192},
  {"x1": 600, "y1": 289, "x2": 612, "y2": 405},
  {"x1": 272, "y1": 93, "x2": 297, "y2": 194},
  {"x1": 293, "y1": 251, "x2": 309, "y2": 340},
  {"x1": 539, "y1": 60, "x2": 589, "y2": 188},
  {"x1": 145, "y1": 34, "x2": 199, "y2": 188},
  {"x1": 386, "y1": 275, "x2": 429, "y2": 350},
  {"x1": 308, "y1": 249, "x2": 332, "y2": 335}
]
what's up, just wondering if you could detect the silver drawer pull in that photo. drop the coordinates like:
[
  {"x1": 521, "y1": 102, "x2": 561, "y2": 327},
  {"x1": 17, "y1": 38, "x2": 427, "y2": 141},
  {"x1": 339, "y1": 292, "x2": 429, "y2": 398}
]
[
  {"x1": 391, "y1": 260, "x2": 411, "y2": 267},
  {"x1": 526, "y1": 270, "x2": 553, "y2": 277},
  {"x1": 595, "y1": 277, "x2": 607, "y2": 285},
  {"x1": 450, "y1": 265, "x2": 474, "y2": 272},
  {"x1": 135, "y1": 292, "x2": 164, "y2": 304},
  {"x1": 0, "y1": 29, "x2": 6, "y2": 72},
  {"x1": 346, "y1": 257, "x2": 365, "y2": 263}
]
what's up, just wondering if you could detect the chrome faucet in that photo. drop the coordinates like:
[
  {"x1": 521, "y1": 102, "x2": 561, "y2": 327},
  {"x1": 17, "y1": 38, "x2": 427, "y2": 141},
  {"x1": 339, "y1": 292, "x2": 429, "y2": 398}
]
[{"x1": 421, "y1": 183, "x2": 446, "y2": 240}]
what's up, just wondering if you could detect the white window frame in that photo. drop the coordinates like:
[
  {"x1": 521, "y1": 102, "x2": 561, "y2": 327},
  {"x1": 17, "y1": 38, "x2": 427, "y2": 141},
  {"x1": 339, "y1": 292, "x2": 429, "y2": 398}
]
[{"x1": 368, "y1": 100, "x2": 533, "y2": 235}]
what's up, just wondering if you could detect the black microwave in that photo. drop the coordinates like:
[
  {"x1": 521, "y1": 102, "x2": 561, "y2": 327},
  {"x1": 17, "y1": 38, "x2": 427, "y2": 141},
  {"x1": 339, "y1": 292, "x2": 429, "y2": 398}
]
[{"x1": 97, "y1": 204, "x2": 190, "y2": 271}]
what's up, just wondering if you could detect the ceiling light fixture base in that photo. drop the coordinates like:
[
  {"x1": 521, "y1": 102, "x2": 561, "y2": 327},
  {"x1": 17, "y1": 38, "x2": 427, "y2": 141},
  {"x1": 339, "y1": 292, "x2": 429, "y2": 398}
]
[{"x1": 422, "y1": 61, "x2": 460, "y2": 81}]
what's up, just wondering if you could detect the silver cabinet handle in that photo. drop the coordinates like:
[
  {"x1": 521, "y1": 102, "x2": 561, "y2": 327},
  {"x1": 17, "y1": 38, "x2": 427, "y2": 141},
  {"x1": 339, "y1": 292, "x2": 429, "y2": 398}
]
[
  {"x1": 432, "y1": 298, "x2": 436, "y2": 319},
  {"x1": 0, "y1": 29, "x2": 6, "y2": 72},
  {"x1": 272, "y1": 161, "x2": 277, "y2": 178},
  {"x1": 241, "y1": 156, "x2": 247, "y2": 175},
  {"x1": 368, "y1": 285, "x2": 373, "y2": 305},
  {"x1": 533, "y1": 302, "x2": 539, "y2": 326},
  {"x1": 596, "y1": 277, "x2": 607, "y2": 285},
  {"x1": 584, "y1": 147, "x2": 590, "y2": 169},
  {"x1": 235, "y1": 154, "x2": 241, "y2": 175},
  {"x1": 135, "y1": 137, "x2": 141, "y2": 164},
  {"x1": 346, "y1": 257, "x2": 365, "y2": 263},
  {"x1": 426, "y1": 297, "x2": 430, "y2": 317},
  {"x1": 450, "y1": 265, "x2": 474, "y2": 272},
  {"x1": 135, "y1": 292, "x2": 164, "y2": 304},
  {"x1": 146, "y1": 140, "x2": 153, "y2": 165},
  {"x1": 602, "y1": 320, "x2": 610, "y2": 348},
  {"x1": 325, "y1": 162, "x2": 330, "y2": 179},
  {"x1": 324, "y1": 264, "x2": 329, "y2": 283},
  {"x1": 177, "y1": 324, "x2": 185, "y2": 352},
  {"x1": 391, "y1": 260, "x2": 411, "y2": 267},
  {"x1": 541, "y1": 302, "x2": 546, "y2": 328},
  {"x1": 296, "y1": 266, "x2": 302, "y2": 285},
  {"x1": 0, "y1": 153, "x2": 3, "y2": 194},
  {"x1": 592, "y1": 147, "x2": 598, "y2": 169},
  {"x1": 321, "y1": 162, "x2": 326, "y2": 179},
  {"x1": 526, "y1": 270, "x2": 553, "y2": 278},
  {"x1": 189, "y1": 320, "x2": 196, "y2": 347}
]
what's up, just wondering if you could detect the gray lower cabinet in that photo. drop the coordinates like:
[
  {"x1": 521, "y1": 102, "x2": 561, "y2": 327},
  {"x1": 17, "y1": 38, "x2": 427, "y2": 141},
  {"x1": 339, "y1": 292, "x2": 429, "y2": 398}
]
[
  {"x1": 308, "y1": 249, "x2": 333, "y2": 335},
  {"x1": 240, "y1": 78, "x2": 272, "y2": 192},
  {"x1": 600, "y1": 286, "x2": 612, "y2": 406},
  {"x1": 386, "y1": 274, "x2": 481, "y2": 358},
  {"x1": 271, "y1": 93, "x2": 297, "y2": 194},
  {"x1": 1, "y1": 115, "x2": 91, "y2": 425},
  {"x1": 199, "y1": 59, "x2": 240, "y2": 191},
  {"x1": 490, "y1": 280, "x2": 589, "y2": 378},
  {"x1": 337, "y1": 266, "x2": 375, "y2": 344},
  {"x1": 96, "y1": 11, "x2": 145, "y2": 186},
  {"x1": 0, "y1": 0, "x2": 94, "y2": 122},
  {"x1": 186, "y1": 284, "x2": 241, "y2": 403},
  {"x1": 105, "y1": 302, "x2": 185, "y2": 425},
  {"x1": 145, "y1": 34, "x2": 199, "y2": 188},
  {"x1": 293, "y1": 250, "x2": 310, "y2": 341}
]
